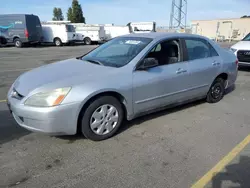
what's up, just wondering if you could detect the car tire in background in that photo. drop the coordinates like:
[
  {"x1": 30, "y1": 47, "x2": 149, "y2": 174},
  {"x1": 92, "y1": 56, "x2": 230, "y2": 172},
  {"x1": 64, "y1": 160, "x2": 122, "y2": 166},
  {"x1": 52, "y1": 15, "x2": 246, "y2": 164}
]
[
  {"x1": 206, "y1": 77, "x2": 225, "y2": 103},
  {"x1": 14, "y1": 38, "x2": 23, "y2": 48},
  {"x1": 54, "y1": 38, "x2": 62, "y2": 47},
  {"x1": 84, "y1": 37, "x2": 92, "y2": 45},
  {"x1": 80, "y1": 96, "x2": 124, "y2": 141}
]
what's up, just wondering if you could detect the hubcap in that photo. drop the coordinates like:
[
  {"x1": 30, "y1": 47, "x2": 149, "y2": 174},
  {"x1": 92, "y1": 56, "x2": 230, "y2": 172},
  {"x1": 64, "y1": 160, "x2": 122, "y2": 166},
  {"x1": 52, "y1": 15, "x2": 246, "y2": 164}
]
[
  {"x1": 211, "y1": 85, "x2": 222, "y2": 99},
  {"x1": 55, "y1": 40, "x2": 60, "y2": 46},
  {"x1": 16, "y1": 41, "x2": 20, "y2": 46},
  {"x1": 90, "y1": 104, "x2": 119, "y2": 135}
]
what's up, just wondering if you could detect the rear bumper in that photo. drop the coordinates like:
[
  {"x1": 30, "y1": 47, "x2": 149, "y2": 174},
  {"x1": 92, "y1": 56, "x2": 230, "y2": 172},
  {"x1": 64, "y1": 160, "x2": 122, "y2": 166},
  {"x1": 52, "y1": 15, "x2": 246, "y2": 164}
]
[{"x1": 238, "y1": 61, "x2": 250, "y2": 67}]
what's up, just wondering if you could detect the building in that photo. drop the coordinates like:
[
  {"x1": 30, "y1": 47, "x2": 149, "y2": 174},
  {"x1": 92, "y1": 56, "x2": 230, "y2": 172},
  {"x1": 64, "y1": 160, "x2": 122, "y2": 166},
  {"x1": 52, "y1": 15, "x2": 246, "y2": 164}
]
[{"x1": 191, "y1": 18, "x2": 250, "y2": 41}]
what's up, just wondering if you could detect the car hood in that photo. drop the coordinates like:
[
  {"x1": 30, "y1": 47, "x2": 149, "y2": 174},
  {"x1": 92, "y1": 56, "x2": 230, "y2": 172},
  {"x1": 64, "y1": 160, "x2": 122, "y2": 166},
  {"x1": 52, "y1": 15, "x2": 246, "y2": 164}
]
[
  {"x1": 231, "y1": 41, "x2": 250, "y2": 50},
  {"x1": 13, "y1": 58, "x2": 116, "y2": 96}
]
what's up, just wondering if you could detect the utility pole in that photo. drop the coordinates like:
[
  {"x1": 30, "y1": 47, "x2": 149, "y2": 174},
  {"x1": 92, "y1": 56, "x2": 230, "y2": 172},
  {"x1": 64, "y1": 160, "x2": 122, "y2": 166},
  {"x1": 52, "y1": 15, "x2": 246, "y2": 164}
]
[{"x1": 169, "y1": 0, "x2": 187, "y2": 29}]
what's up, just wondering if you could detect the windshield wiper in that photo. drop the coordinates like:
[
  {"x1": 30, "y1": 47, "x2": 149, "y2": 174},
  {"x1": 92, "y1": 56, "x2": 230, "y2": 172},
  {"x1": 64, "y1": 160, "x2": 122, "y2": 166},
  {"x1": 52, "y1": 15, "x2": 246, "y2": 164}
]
[{"x1": 84, "y1": 59, "x2": 104, "y2": 66}]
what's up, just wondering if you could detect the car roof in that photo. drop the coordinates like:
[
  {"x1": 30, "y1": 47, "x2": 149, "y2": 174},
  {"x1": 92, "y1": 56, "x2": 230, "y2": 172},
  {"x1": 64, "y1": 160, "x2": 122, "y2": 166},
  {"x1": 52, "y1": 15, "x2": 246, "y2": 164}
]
[{"x1": 122, "y1": 32, "x2": 206, "y2": 40}]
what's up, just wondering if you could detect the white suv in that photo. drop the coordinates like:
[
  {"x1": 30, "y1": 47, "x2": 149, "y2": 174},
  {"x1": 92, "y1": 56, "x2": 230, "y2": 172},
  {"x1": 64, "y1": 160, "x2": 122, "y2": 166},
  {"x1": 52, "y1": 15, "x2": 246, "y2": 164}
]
[{"x1": 231, "y1": 33, "x2": 250, "y2": 67}]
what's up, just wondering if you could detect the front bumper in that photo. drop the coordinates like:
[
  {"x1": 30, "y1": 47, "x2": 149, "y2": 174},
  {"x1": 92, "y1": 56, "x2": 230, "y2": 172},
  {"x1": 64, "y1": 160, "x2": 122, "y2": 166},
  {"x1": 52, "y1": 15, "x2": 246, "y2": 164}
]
[{"x1": 7, "y1": 95, "x2": 81, "y2": 135}]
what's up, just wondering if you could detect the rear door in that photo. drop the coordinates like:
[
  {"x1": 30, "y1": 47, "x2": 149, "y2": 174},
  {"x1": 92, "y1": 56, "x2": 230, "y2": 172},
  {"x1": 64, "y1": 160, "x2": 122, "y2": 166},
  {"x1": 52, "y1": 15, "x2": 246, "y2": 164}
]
[
  {"x1": 25, "y1": 15, "x2": 43, "y2": 42},
  {"x1": 183, "y1": 38, "x2": 222, "y2": 97}
]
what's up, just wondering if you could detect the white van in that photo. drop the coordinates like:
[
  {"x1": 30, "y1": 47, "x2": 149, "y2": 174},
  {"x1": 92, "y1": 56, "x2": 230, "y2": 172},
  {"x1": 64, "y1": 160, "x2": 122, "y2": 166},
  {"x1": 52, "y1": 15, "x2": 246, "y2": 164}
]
[
  {"x1": 71, "y1": 23, "x2": 105, "y2": 45},
  {"x1": 230, "y1": 33, "x2": 250, "y2": 67},
  {"x1": 42, "y1": 23, "x2": 78, "y2": 46},
  {"x1": 127, "y1": 22, "x2": 156, "y2": 33},
  {"x1": 103, "y1": 25, "x2": 130, "y2": 40}
]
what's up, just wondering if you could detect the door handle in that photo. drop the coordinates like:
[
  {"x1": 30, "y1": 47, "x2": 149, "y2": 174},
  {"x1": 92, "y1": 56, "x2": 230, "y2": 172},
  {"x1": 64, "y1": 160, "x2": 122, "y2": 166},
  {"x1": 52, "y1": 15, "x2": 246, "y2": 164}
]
[
  {"x1": 176, "y1": 69, "x2": 187, "y2": 74},
  {"x1": 212, "y1": 61, "x2": 220, "y2": 66}
]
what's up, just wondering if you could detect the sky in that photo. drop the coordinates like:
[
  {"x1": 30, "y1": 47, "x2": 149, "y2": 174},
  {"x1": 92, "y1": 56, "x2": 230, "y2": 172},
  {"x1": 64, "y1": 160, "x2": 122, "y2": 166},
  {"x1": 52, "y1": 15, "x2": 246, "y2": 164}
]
[{"x1": 0, "y1": 0, "x2": 249, "y2": 26}]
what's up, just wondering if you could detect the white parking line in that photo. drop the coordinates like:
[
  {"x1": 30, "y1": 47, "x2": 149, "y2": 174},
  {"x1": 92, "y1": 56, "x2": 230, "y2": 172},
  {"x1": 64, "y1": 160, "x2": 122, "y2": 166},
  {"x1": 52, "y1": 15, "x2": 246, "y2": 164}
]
[{"x1": 0, "y1": 100, "x2": 6, "y2": 103}]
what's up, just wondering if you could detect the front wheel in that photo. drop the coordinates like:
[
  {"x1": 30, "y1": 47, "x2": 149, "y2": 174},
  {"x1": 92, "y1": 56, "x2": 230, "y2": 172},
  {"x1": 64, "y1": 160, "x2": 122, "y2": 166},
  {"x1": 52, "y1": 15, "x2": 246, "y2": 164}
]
[
  {"x1": 206, "y1": 77, "x2": 225, "y2": 103},
  {"x1": 81, "y1": 96, "x2": 124, "y2": 141}
]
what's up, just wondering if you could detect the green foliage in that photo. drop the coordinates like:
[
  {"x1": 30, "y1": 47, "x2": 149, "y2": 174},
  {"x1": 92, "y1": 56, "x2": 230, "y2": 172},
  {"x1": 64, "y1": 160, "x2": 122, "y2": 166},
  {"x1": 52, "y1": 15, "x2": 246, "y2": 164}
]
[
  {"x1": 52, "y1": 7, "x2": 64, "y2": 21},
  {"x1": 67, "y1": 7, "x2": 73, "y2": 21},
  {"x1": 67, "y1": 0, "x2": 85, "y2": 23},
  {"x1": 241, "y1": 15, "x2": 250, "y2": 18}
]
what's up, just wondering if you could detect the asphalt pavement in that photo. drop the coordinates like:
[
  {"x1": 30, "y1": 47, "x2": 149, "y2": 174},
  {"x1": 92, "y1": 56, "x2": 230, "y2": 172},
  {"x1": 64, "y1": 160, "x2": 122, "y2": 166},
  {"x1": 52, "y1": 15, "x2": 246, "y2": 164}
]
[{"x1": 0, "y1": 44, "x2": 250, "y2": 188}]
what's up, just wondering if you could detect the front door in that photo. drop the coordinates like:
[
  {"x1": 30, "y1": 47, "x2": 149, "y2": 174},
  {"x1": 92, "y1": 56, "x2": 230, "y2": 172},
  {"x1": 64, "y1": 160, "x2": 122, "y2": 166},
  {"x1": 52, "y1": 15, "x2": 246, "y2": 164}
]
[{"x1": 132, "y1": 39, "x2": 190, "y2": 115}]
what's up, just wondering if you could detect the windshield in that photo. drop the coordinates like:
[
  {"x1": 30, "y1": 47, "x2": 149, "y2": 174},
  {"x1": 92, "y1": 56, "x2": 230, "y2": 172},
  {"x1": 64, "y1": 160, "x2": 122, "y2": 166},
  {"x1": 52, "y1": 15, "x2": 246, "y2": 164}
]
[
  {"x1": 242, "y1": 33, "x2": 250, "y2": 41},
  {"x1": 82, "y1": 37, "x2": 153, "y2": 67}
]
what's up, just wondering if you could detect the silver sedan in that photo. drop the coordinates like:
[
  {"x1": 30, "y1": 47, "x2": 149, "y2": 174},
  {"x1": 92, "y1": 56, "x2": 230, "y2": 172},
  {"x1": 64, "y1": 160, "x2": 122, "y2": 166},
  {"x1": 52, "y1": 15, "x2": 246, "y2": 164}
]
[{"x1": 7, "y1": 33, "x2": 238, "y2": 141}]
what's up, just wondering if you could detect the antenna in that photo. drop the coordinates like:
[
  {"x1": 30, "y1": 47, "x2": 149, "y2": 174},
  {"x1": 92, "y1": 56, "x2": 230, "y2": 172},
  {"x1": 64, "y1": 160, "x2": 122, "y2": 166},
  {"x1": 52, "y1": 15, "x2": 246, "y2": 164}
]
[{"x1": 169, "y1": 0, "x2": 187, "y2": 29}]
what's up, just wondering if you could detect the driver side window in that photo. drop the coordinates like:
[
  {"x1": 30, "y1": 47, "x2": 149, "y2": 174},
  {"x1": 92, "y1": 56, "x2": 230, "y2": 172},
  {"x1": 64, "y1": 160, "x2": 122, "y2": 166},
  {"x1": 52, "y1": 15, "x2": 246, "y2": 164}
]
[{"x1": 146, "y1": 39, "x2": 181, "y2": 66}]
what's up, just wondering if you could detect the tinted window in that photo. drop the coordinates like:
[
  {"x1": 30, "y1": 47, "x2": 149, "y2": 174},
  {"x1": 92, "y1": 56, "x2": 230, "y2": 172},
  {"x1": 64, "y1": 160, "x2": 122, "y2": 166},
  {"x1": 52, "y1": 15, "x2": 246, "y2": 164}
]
[
  {"x1": 242, "y1": 33, "x2": 250, "y2": 41},
  {"x1": 82, "y1": 37, "x2": 152, "y2": 67},
  {"x1": 66, "y1": 25, "x2": 75, "y2": 32},
  {"x1": 185, "y1": 39, "x2": 212, "y2": 60}
]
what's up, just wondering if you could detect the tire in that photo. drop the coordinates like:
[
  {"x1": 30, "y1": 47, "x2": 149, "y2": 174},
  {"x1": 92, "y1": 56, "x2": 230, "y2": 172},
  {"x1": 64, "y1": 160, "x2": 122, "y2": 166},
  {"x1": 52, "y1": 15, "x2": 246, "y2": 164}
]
[
  {"x1": 14, "y1": 38, "x2": 23, "y2": 48},
  {"x1": 81, "y1": 96, "x2": 124, "y2": 141},
  {"x1": 206, "y1": 77, "x2": 225, "y2": 103},
  {"x1": 84, "y1": 37, "x2": 92, "y2": 45},
  {"x1": 54, "y1": 38, "x2": 62, "y2": 46}
]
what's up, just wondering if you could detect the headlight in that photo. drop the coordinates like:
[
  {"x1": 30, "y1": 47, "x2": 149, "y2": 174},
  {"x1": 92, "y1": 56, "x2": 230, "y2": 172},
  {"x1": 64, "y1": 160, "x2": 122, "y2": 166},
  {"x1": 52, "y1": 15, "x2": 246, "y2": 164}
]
[
  {"x1": 230, "y1": 48, "x2": 237, "y2": 53},
  {"x1": 24, "y1": 87, "x2": 71, "y2": 107}
]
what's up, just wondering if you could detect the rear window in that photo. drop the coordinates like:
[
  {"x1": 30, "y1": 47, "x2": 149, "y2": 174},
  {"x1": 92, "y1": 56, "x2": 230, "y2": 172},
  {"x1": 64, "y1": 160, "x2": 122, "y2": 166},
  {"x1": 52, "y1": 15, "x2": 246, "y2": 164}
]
[
  {"x1": 26, "y1": 15, "x2": 41, "y2": 28},
  {"x1": 242, "y1": 33, "x2": 250, "y2": 41},
  {"x1": 66, "y1": 25, "x2": 75, "y2": 32}
]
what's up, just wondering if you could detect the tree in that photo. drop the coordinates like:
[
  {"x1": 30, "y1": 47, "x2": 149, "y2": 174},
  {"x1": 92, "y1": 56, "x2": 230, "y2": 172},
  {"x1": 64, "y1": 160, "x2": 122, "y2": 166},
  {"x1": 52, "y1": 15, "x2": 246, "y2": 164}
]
[
  {"x1": 241, "y1": 15, "x2": 250, "y2": 18},
  {"x1": 52, "y1": 7, "x2": 64, "y2": 21},
  {"x1": 67, "y1": 0, "x2": 85, "y2": 23},
  {"x1": 67, "y1": 7, "x2": 73, "y2": 22}
]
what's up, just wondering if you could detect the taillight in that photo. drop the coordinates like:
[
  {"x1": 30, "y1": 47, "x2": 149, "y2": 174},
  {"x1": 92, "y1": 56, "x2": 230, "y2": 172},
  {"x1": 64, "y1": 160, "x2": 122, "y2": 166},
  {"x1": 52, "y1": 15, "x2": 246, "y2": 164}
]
[
  {"x1": 235, "y1": 59, "x2": 239, "y2": 65},
  {"x1": 24, "y1": 29, "x2": 29, "y2": 38}
]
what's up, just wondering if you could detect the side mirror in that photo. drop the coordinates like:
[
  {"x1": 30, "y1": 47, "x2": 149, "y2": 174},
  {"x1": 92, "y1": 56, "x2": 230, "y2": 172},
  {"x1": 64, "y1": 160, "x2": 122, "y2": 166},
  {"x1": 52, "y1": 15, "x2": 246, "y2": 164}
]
[{"x1": 138, "y1": 58, "x2": 159, "y2": 70}]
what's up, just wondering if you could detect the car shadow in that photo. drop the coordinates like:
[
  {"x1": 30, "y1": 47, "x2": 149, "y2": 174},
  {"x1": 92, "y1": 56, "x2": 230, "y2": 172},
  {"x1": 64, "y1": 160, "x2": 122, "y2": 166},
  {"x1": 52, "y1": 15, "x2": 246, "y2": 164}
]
[
  {"x1": 55, "y1": 85, "x2": 235, "y2": 142},
  {"x1": 0, "y1": 110, "x2": 30, "y2": 145},
  {"x1": 118, "y1": 85, "x2": 235, "y2": 136},
  {"x1": 212, "y1": 155, "x2": 250, "y2": 188},
  {"x1": 238, "y1": 66, "x2": 250, "y2": 72}
]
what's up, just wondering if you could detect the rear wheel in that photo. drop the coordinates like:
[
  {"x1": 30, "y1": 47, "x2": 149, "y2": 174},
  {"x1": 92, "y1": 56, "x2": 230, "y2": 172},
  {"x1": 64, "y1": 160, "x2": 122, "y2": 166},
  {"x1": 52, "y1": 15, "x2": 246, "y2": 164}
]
[
  {"x1": 14, "y1": 38, "x2": 23, "y2": 48},
  {"x1": 54, "y1": 38, "x2": 62, "y2": 46},
  {"x1": 80, "y1": 96, "x2": 124, "y2": 141},
  {"x1": 206, "y1": 77, "x2": 225, "y2": 103},
  {"x1": 84, "y1": 37, "x2": 92, "y2": 45}
]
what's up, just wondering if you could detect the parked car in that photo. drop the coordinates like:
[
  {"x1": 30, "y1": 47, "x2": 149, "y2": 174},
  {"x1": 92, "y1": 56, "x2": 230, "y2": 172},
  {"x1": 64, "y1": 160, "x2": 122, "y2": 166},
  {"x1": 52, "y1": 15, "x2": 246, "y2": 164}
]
[
  {"x1": 7, "y1": 33, "x2": 238, "y2": 141},
  {"x1": 230, "y1": 33, "x2": 250, "y2": 67},
  {"x1": 70, "y1": 23, "x2": 105, "y2": 45},
  {"x1": 103, "y1": 25, "x2": 130, "y2": 41},
  {"x1": 0, "y1": 14, "x2": 43, "y2": 47},
  {"x1": 42, "y1": 23, "x2": 79, "y2": 46},
  {"x1": 127, "y1": 22, "x2": 156, "y2": 33}
]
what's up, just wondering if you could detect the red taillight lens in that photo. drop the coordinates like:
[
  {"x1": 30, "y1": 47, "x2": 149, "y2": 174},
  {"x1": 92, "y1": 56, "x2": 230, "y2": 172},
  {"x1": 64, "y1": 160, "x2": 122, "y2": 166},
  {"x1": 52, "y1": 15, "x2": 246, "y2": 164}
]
[
  {"x1": 235, "y1": 59, "x2": 239, "y2": 65},
  {"x1": 24, "y1": 29, "x2": 29, "y2": 38}
]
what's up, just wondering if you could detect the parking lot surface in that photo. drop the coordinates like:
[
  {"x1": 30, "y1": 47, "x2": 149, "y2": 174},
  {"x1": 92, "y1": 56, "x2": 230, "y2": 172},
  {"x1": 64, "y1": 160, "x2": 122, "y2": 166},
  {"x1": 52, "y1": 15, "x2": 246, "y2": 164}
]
[{"x1": 0, "y1": 44, "x2": 250, "y2": 188}]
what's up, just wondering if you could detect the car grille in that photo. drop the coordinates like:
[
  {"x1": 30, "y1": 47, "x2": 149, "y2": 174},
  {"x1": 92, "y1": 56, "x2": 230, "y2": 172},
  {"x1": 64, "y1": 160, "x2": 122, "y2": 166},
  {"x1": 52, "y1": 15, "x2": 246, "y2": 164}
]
[
  {"x1": 11, "y1": 88, "x2": 24, "y2": 100},
  {"x1": 237, "y1": 50, "x2": 250, "y2": 63}
]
